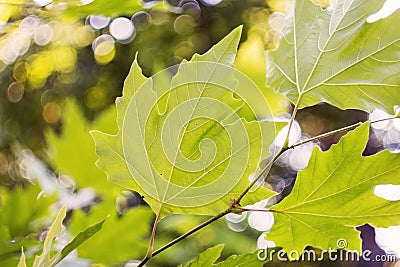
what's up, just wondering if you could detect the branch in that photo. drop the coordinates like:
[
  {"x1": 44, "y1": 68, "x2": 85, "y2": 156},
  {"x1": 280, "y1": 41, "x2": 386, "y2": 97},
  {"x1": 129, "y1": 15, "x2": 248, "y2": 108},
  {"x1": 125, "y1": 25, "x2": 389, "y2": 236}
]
[
  {"x1": 289, "y1": 121, "x2": 363, "y2": 149},
  {"x1": 283, "y1": 93, "x2": 304, "y2": 149},
  {"x1": 236, "y1": 147, "x2": 284, "y2": 204},
  {"x1": 137, "y1": 208, "x2": 232, "y2": 267},
  {"x1": 237, "y1": 207, "x2": 282, "y2": 213},
  {"x1": 236, "y1": 94, "x2": 304, "y2": 203},
  {"x1": 289, "y1": 116, "x2": 398, "y2": 149}
]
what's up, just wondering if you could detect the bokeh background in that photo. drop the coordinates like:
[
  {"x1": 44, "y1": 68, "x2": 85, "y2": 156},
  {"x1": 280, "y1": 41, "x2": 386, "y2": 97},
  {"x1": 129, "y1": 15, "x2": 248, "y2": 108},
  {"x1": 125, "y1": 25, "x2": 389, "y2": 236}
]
[{"x1": 1, "y1": 0, "x2": 400, "y2": 266}]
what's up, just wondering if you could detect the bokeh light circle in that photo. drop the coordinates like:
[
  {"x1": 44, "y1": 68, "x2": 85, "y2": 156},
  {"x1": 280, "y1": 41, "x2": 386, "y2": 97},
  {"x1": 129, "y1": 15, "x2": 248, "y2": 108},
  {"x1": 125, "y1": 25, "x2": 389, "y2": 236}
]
[
  {"x1": 200, "y1": 0, "x2": 223, "y2": 6},
  {"x1": 88, "y1": 15, "x2": 111, "y2": 30},
  {"x1": 6, "y1": 82, "x2": 24, "y2": 103},
  {"x1": 110, "y1": 17, "x2": 135, "y2": 41},
  {"x1": 92, "y1": 34, "x2": 115, "y2": 64},
  {"x1": 370, "y1": 109, "x2": 391, "y2": 129},
  {"x1": 42, "y1": 102, "x2": 62, "y2": 124},
  {"x1": 268, "y1": 12, "x2": 286, "y2": 31},
  {"x1": 19, "y1": 15, "x2": 40, "y2": 34},
  {"x1": 34, "y1": 24, "x2": 54, "y2": 46},
  {"x1": 131, "y1": 11, "x2": 152, "y2": 31},
  {"x1": 248, "y1": 211, "x2": 274, "y2": 232}
]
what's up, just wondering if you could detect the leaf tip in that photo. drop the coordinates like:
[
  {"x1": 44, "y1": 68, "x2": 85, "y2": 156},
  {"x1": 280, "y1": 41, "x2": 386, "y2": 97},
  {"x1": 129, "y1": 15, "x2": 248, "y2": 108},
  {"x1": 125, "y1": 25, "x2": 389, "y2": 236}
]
[{"x1": 233, "y1": 24, "x2": 243, "y2": 34}]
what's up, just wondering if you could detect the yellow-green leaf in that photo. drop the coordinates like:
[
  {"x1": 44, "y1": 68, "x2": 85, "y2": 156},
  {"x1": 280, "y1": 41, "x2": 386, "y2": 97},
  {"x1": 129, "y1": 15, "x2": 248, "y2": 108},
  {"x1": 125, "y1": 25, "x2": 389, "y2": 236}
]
[
  {"x1": 92, "y1": 26, "x2": 283, "y2": 217},
  {"x1": 33, "y1": 206, "x2": 66, "y2": 267},
  {"x1": 17, "y1": 248, "x2": 27, "y2": 267},
  {"x1": 267, "y1": 0, "x2": 400, "y2": 112},
  {"x1": 269, "y1": 122, "x2": 400, "y2": 257}
]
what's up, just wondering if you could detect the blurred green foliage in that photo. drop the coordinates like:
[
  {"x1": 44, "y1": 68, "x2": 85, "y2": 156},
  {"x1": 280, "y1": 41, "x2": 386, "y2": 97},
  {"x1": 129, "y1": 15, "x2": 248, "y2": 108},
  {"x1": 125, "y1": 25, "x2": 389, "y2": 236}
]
[
  {"x1": 45, "y1": 100, "x2": 118, "y2": 194},
  {"x1": 0, "y1": 184, "x2": 55, "y2": 266},
  {"x1": 70, "y1": 205, "x2": 153, "y2": 264},
  {"x1": 0, "y1": 0, "x2": 285, "y2": 156},
  {"x1": 46, "y1": 100, "x2": 155, "y2": 264},
  {"x1": 63, "y1": 0, "x2": 166, "y2": 18}
]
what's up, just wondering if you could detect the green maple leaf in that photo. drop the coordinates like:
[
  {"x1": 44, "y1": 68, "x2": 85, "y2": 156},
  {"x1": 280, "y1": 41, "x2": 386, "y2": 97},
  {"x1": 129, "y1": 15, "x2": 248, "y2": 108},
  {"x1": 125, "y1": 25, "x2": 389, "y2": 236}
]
[
  {"x1": 180, "y1": 244, "x2": 263, "y2": 267},
  {"x1": 91, "y1": 26, "x2": 282, "y2": 217},
  {"x1": 267, "y1": 0, "x2": 400, "y2": 112},
  {"x1": 268, "y1": 122, "x2": 400, "y2": 257},
  {"x1": 69, "y1": 204, "x2": 153, "y2": 264},
  {"x1": 45, "y1": 100, "x2": 117, "y2": 196}
]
